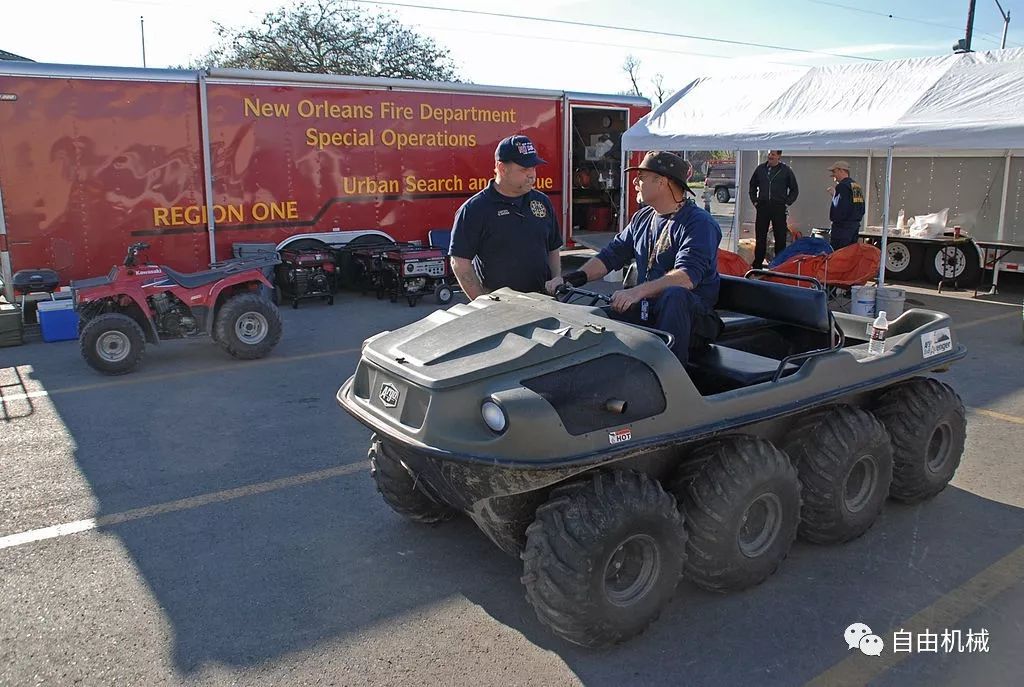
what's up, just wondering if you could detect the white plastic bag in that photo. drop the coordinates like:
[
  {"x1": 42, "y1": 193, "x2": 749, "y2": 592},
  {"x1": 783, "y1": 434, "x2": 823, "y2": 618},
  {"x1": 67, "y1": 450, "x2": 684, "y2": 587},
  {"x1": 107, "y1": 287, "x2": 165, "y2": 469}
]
[{"x1": 908, "y1": 208, "x2": 949, "y2": 238}]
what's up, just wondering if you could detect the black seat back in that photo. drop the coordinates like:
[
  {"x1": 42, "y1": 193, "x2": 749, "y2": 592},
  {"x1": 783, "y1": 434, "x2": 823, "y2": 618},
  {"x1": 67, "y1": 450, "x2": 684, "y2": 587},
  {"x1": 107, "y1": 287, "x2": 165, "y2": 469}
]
[{"x1": 716, "y1": 275, "x2": 830, "y2": 333}]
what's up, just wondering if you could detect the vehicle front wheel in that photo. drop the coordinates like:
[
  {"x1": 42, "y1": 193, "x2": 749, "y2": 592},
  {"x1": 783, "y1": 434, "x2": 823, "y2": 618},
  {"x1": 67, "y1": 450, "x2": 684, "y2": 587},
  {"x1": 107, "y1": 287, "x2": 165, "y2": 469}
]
[
  {"x1": 872, "y1": 377, "x2": 966, "y2": 503},
  {"x1": 784, "y1": 406, "x2": 893, "y2": 544},
  {"x1": 79, "y1": 312, "x2": 146, "y2": 375},
  {"x1": 370, "y1": 435, "x2": 454, "y2": 524},
  {"x1": 214, "y1": 293, "x2": 283, "y2": 359},
  {"x1": 521, "y1": 470, "x2": 686, "y2": 648},
  {"x1": 671, "y1": 436, "x2": 800, "y2": 592}
]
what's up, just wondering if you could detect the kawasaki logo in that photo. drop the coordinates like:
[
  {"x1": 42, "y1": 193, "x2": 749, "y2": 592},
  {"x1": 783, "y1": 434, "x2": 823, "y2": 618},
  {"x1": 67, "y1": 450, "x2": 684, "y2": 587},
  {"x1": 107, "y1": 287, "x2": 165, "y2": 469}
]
[{"x1": 379, "y1": 382, "x2": 400, "y2": 408}]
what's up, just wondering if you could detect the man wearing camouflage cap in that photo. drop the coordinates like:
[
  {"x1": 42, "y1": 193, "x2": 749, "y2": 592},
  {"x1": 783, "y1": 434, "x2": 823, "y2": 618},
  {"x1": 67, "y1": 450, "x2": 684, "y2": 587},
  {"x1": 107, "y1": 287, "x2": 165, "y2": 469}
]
[{"x1": 551, "y1": 151, "x2": 722, "y2": 365}]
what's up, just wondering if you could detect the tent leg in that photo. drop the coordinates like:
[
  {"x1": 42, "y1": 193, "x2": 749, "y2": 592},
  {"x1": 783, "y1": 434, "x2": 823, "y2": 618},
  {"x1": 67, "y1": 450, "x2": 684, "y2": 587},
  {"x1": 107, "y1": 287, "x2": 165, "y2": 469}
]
[{"x1": 878, "y1": 146, "x2": 894, "y2": 287}]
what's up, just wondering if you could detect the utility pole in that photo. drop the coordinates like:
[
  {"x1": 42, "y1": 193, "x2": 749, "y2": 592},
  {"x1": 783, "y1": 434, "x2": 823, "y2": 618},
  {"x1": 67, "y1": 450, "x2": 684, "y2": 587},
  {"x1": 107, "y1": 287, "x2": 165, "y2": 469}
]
[
  {"x1": 994, "y1": 0, "x2": 1011, "y2": 49},
  {"x1": 953, "y1": 0, "x2": 977, "y2": 53},
  {"x1": 141, "y1": 15, "x2": 149, "y2": 68}
]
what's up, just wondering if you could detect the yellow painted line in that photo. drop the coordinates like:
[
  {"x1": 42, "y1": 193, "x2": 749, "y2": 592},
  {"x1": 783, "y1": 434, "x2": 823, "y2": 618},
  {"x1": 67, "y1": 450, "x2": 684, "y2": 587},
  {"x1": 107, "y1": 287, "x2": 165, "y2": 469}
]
[
  {"x1": 0, "y1": 461, "x2": 367, "y2": 551},
  {"x1": 971, "y1": 408, "x2": 1024, "y2": 426},
  {"x1": 805, "y1": 543, "x2": 1024, "y2": 687},
  {"x1": 956, "y1": 310, "x2": 1019, "y2": 330},
  {"x1": 0, "y1": 346, "x2": 359, "y2": 402}
]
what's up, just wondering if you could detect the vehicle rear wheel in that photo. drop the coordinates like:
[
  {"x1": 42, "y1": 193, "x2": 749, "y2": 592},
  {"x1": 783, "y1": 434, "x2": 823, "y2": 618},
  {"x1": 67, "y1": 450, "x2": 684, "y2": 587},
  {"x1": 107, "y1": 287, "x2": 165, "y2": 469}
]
[
  {"x1": 79, "y1": 312, "x2": 146, "y2": 375},
  {"x1": 715, "y1": 187, "x2": 731, "y2": 203},
  {"x1": 521, "y1": 470, "x2": 686, "y2": 648},
  {"x1": 872, "y1": 377, "x2": 966, "y2": 503},
  {"x1": 924, "y1": 244, "x2": 981, "y2": 286},
  {"x1": 784, "y1": 406, "x2": 893, "y2": 544},
  {"x1": 214, "y1": 293, "x2": 283, "y2": 359},
  {"x1": 671, "y1": 435, "x2": 800, "y2": 592},
  {"x1": 370, "y1": 435, "x2": 455, "y2": 524}
]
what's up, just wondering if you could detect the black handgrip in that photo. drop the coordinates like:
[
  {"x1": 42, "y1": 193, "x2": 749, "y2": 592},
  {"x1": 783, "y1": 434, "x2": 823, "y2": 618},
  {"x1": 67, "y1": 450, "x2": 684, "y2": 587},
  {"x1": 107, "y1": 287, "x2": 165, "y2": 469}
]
[{"x1": 563, "y1": 270, "x2": 588, "y2": 287}]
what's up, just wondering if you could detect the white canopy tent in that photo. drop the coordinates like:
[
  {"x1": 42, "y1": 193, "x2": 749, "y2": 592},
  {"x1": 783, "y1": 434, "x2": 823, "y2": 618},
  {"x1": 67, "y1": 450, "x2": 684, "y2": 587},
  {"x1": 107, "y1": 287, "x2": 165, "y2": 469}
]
[{"x1": 620, "y1": 48, "x2": 1024, "y2": 285}]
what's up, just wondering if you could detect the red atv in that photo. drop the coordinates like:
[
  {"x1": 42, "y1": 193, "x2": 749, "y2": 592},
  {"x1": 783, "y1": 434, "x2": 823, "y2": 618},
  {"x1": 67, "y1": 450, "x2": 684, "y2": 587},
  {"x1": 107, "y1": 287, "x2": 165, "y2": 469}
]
[{"x1": 71, "y1": 242, "x2": 283, "y2": 375}]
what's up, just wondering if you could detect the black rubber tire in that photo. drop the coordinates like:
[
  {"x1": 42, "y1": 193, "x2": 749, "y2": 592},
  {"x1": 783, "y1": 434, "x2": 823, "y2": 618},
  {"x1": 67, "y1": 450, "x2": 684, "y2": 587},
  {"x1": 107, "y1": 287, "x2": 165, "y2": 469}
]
[
  {"x1": 885, "y1": 240, "x2": 923, "y2": 281},
  {"x1": 923, "y1": 244, "x2": 981, "y2": 286},
  {"x1": 369, "y1": 435, "x2": 454, "y2": 524},
  {"x1": 272, "y1": 284, "x2": 283, "y2": 306},
  {"x1": 435, "y1": 284, "x2": 453, "y2": 305},
  {"x1": 872, "y1": 377, "x2": 966, "y2": 503},
  {"x1": 784, "y1": 406, "x2": 893, "y2": 544},
  {"x1": 79, "y1": 312, "x2": 146, "y2": 375},
  {"x1": 214, "y1": 293, "x2": 283, "y2": 360},
  {"x1": 671, "y1": 436, "x2": 800, "y2": 592},
  {"x1": 715, "y1": 187, "x2": 730, "y2": 203},
  {"x1": 521, "y1": 470, "x2": 686, "y2": 648}
]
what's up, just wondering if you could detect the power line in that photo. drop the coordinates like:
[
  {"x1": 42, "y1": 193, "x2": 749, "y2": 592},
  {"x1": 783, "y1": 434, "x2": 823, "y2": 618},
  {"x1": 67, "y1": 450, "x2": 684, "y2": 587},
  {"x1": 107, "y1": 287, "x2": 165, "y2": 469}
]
[
  {"x1": 355, "y1": 0, "x2": 883, "y2": 61},
  {"x1": 807, "y1": 0, "x2": 1021, "y2": 48}
]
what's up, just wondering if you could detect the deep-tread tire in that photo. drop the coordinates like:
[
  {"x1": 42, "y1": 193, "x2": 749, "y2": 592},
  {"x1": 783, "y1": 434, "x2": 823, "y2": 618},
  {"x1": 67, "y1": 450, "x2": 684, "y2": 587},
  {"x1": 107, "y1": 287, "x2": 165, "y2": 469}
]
[
  {"x1": 79, "y1": 313, "x2": 146, "y2": 375},
  {"x1": 369, "y1": 435, "x2": 454, "y2": 523},
  {"x1": 784, "y1": 406, "x2": 893, "y2": 544},
  {"x1": 671, "y1": 436, "x2": 800, "y2": 592},
  {"x1": 214, "y1": 293, "x2": 283, "y2": 359},
  {"x1": 873, "y1": 378, "x2": 966, "y2": 503},
  {"x1": 521, "y1": 471, "x2": 686, "y2": 648}
]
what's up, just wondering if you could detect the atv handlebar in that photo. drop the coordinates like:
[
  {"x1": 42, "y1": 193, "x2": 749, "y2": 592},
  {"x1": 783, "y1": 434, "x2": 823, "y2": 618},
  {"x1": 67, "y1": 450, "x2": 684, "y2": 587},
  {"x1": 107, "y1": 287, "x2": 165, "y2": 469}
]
[
  {"x1": 124, "y1": 242, "x2": 150, "y2": 267},
  {"x1": 554, "y1": 284, "x2": 612, "y2": 306}
]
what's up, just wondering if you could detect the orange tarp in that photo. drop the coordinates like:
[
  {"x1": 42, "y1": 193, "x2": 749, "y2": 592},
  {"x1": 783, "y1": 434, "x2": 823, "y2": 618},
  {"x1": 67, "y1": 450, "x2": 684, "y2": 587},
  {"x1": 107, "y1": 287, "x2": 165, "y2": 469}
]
[{"x1": 768, "y1": 243, "x2": 881, "y2": 288}]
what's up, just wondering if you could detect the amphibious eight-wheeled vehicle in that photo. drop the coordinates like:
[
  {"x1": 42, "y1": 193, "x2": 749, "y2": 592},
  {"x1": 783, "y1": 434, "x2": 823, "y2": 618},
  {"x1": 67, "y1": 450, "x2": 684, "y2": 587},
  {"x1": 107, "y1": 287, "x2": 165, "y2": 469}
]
[{"x1": 337, "y1": 271, "x2": 967, "y2": 647}]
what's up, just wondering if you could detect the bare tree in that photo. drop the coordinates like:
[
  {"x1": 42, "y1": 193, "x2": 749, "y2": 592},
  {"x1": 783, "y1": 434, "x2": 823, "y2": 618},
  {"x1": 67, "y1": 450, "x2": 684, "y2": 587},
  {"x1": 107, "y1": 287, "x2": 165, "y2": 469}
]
[
  {"x1": 623, "y1": 54, "x2": 643, "y2": 97},
  {"x1": 190, "y1": 0, "x2": 460, "y2": 81},
  {"x1": 651, "y1": 73, "x2": 669, "y2": 105}
]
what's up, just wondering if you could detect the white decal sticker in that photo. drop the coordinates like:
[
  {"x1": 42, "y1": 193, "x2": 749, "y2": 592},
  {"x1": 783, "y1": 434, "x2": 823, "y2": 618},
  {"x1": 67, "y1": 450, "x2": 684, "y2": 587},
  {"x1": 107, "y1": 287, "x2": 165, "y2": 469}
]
[
  {"x1": 921, "y1": 327, "x2": 953, "y2": 358},
  {"x1": 608, "y1": 427, "x2": 632, "y2": 444}
]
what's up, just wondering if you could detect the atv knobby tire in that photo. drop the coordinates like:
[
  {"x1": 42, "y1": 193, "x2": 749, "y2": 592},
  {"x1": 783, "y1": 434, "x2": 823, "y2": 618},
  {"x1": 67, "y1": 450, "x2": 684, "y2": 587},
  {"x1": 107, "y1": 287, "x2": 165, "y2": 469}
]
[
  {"x1": 873, "y1": 377, "x2": 966, "y2": 503},
  {"x1": 672, "y1": 436, "x2": 800, "y2": 592},
  {"x1": 214, "y1": 293, "x2": 283, "y2": 360},
  {"x1": 370, "y1": 435, "x2": 454, "y2": 524},
  {"x1": 80, "y1": 312, "x2": 146, "y2": 375},
  {"x1": 784, "y1": 405, "x2": 893, "y2": 544},
  {"x1": 521, "y1": 470, "x2": 686, "y2": 648}
]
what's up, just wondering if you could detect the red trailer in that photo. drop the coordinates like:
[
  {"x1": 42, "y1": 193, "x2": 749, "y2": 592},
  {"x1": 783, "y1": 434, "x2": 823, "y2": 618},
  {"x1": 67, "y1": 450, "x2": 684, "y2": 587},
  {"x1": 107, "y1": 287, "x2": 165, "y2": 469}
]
[{"x1": 0, "y1": 62, "x2": 649, "y2": 297}]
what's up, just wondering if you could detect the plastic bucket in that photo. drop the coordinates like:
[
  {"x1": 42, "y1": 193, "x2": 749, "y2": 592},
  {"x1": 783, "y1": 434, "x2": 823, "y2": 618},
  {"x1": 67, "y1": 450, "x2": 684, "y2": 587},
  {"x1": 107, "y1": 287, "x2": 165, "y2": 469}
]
[
  {"x1": 850, "y1": 284, "x2": 876, "y2": 317},
  {"x1": 875, "y1": 286, "x2": 906, "y2": 318}
]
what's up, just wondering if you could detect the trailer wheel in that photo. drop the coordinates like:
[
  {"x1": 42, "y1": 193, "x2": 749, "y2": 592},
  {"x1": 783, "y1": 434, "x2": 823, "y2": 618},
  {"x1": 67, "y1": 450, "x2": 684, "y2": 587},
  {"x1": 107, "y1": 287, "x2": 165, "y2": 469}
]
[
  {"x1": 370, "y1": 435, "x2": 454, "y2": 524},
  {"x1": 885, "y1": 240, "x2": 923, "y2": 280},
  {"x1": 521, "y1": 470, "x2": 686, "y2": 648},
  {"x1": 671, "y1": 436, "x2": 800, "y2": 592},
  {"x1": 784, "y1": 406, "x2": 893, "y2": 544},
  {"x1": 214, "y1": 293, "x2": 283, "y2": 359},
  {"x1": 715, "y1": 187, "x2": 731, "y2": 203},
  {"x1": 80, "y1": 313, "x2": 146, "y2": 375},
  {"x1": 924, "y1": 244, "x2": 980, "y2": 286},
  {"x1": 872, "y1": 378, "x2": 966, "y2": 503}
]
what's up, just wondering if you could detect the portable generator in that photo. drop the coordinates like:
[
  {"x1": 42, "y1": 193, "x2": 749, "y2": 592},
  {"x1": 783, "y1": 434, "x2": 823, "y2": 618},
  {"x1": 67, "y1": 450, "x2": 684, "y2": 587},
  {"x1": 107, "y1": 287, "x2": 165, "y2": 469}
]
[
  {"x1": 350, "y1": 244, "x2": 454, "y2": 307},
  {"x1": 275, "y1": 248, "x2": 335, "y2": 308}
]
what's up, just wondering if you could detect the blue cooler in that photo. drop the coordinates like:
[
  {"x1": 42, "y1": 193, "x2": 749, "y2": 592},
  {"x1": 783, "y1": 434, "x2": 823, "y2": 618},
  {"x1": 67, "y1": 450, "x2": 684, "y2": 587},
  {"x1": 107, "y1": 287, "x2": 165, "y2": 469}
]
[{"x1": 37, "y1": 300, "x2": 79, "y2": 342}]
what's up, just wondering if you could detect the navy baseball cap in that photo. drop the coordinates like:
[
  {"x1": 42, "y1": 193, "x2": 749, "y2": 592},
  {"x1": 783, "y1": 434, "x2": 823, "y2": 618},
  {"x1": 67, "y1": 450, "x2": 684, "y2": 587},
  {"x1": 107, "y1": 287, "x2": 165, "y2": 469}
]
[{"x1": 495, "y1": 135, "x2": 546, "y2": 167}]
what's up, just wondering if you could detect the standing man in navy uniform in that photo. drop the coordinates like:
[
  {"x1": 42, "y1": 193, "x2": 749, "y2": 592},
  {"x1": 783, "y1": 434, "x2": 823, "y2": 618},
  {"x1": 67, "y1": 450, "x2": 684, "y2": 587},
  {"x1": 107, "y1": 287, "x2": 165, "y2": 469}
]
[
  {"x1": 449, "y1": 135, "x2": 562, "y2": 300},
  {"x1": 748, "y1": 150, "x2": 800, "y2": 269},
  {"x1": 828, "y1": 160, "x2": 865, "y2": 250},
  {"x1": 551, "y1": 151, "x2": 722, "y2": 365}
]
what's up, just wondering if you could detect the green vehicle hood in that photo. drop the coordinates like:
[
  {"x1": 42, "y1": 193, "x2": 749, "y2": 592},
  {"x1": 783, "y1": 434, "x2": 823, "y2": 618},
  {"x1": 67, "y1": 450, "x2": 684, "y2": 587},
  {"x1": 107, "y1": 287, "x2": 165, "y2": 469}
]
[{"x1": 362, "y1": 290, "x2": 609, "y2": 389}]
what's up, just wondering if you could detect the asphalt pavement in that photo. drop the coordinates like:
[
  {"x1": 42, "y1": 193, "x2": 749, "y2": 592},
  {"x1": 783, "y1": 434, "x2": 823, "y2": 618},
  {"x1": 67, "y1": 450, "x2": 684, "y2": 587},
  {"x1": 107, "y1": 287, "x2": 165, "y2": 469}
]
[{"x1": 1, "y1": 276, "x2": 1022, "y2": 686}]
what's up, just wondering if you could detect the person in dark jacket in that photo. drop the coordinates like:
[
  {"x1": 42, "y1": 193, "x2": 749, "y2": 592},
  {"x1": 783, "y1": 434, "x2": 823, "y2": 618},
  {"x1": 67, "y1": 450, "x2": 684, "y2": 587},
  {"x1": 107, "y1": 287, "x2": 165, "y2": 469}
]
[
  {"x1": 828, "y1": 160, "x2": 865, "y2": 250},
  {"x1": 748, "y1": 150, "x2": 799, "y2": 269},
  {"x1": 551, "y1": 151, "x2": 722, "y2": 366}
]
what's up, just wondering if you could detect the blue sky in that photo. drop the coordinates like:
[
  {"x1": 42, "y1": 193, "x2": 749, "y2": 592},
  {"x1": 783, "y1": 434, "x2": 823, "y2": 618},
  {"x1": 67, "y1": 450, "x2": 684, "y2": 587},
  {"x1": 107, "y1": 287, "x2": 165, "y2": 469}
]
[{"x1": 3, "y1": 0, "x2": 1022, "y2": 96}]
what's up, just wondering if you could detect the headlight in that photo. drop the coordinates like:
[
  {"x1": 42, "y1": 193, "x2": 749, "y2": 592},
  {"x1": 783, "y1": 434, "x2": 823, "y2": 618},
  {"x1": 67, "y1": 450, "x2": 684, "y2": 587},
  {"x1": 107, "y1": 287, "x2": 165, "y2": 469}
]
[{"x1": 481, "y1": 399, "x2": 508, "y2": 434}]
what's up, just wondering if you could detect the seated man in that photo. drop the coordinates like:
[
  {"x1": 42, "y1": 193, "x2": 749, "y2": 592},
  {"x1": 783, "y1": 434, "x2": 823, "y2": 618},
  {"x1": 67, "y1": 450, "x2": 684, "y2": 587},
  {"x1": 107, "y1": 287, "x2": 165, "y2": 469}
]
[{"x1": 546, "y1": 151, "x2": 722, "y2": 364}]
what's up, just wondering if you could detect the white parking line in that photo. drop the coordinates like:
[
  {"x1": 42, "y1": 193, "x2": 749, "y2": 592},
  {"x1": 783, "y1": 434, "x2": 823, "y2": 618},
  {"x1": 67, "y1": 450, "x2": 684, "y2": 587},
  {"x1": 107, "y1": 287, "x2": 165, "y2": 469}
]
[{"x1": 0, "y1": 462, "x2": 367, "y2": 551}]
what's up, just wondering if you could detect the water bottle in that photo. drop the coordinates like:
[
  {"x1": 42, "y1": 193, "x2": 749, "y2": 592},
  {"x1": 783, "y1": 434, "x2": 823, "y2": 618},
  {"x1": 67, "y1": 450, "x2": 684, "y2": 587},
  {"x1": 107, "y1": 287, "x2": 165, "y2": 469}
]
[{"x1": 868, "y1": 311, "x2": 888, "y2": 356}]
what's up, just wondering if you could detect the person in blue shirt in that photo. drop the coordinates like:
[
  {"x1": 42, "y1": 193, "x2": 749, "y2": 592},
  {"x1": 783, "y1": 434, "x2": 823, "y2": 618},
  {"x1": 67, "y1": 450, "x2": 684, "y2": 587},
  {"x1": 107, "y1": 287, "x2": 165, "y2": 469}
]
[
  {"x1": 449, "y1": 135, "x2": 563, "y2": 300},
  {"x1": 828, "y1": 160, "x2": 866, "y2": 250},
  {"x1": 552, "y1": 151, "x2": 723, "y2": 365}
]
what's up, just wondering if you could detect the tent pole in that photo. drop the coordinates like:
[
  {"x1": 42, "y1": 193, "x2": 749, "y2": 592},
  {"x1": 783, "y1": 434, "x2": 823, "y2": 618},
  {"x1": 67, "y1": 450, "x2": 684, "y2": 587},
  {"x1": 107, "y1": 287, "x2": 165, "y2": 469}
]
[
  {"x1": 731, "y1": 151, "x2": 743, "y2": 253},
  {"x1": 878, "y1": 146, "x2": 894, "y2": 287}
]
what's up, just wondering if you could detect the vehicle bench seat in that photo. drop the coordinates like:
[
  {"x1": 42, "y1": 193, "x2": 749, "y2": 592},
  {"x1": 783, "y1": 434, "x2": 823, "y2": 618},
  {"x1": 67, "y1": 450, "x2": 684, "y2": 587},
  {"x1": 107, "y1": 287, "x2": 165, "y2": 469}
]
[
  {"x1": 687, "y1": 344, "x2": 798, "y2": 392},
  {"x1": 716, "y1": 274, "x2": 830, "y2": 336}
]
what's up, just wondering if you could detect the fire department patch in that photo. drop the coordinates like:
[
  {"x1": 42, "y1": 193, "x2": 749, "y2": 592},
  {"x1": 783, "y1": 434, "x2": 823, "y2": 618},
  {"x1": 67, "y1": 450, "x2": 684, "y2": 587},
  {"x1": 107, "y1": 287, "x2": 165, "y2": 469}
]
[{"x1": 530, "y1": 200, "x2": 547, "y2": 218}]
